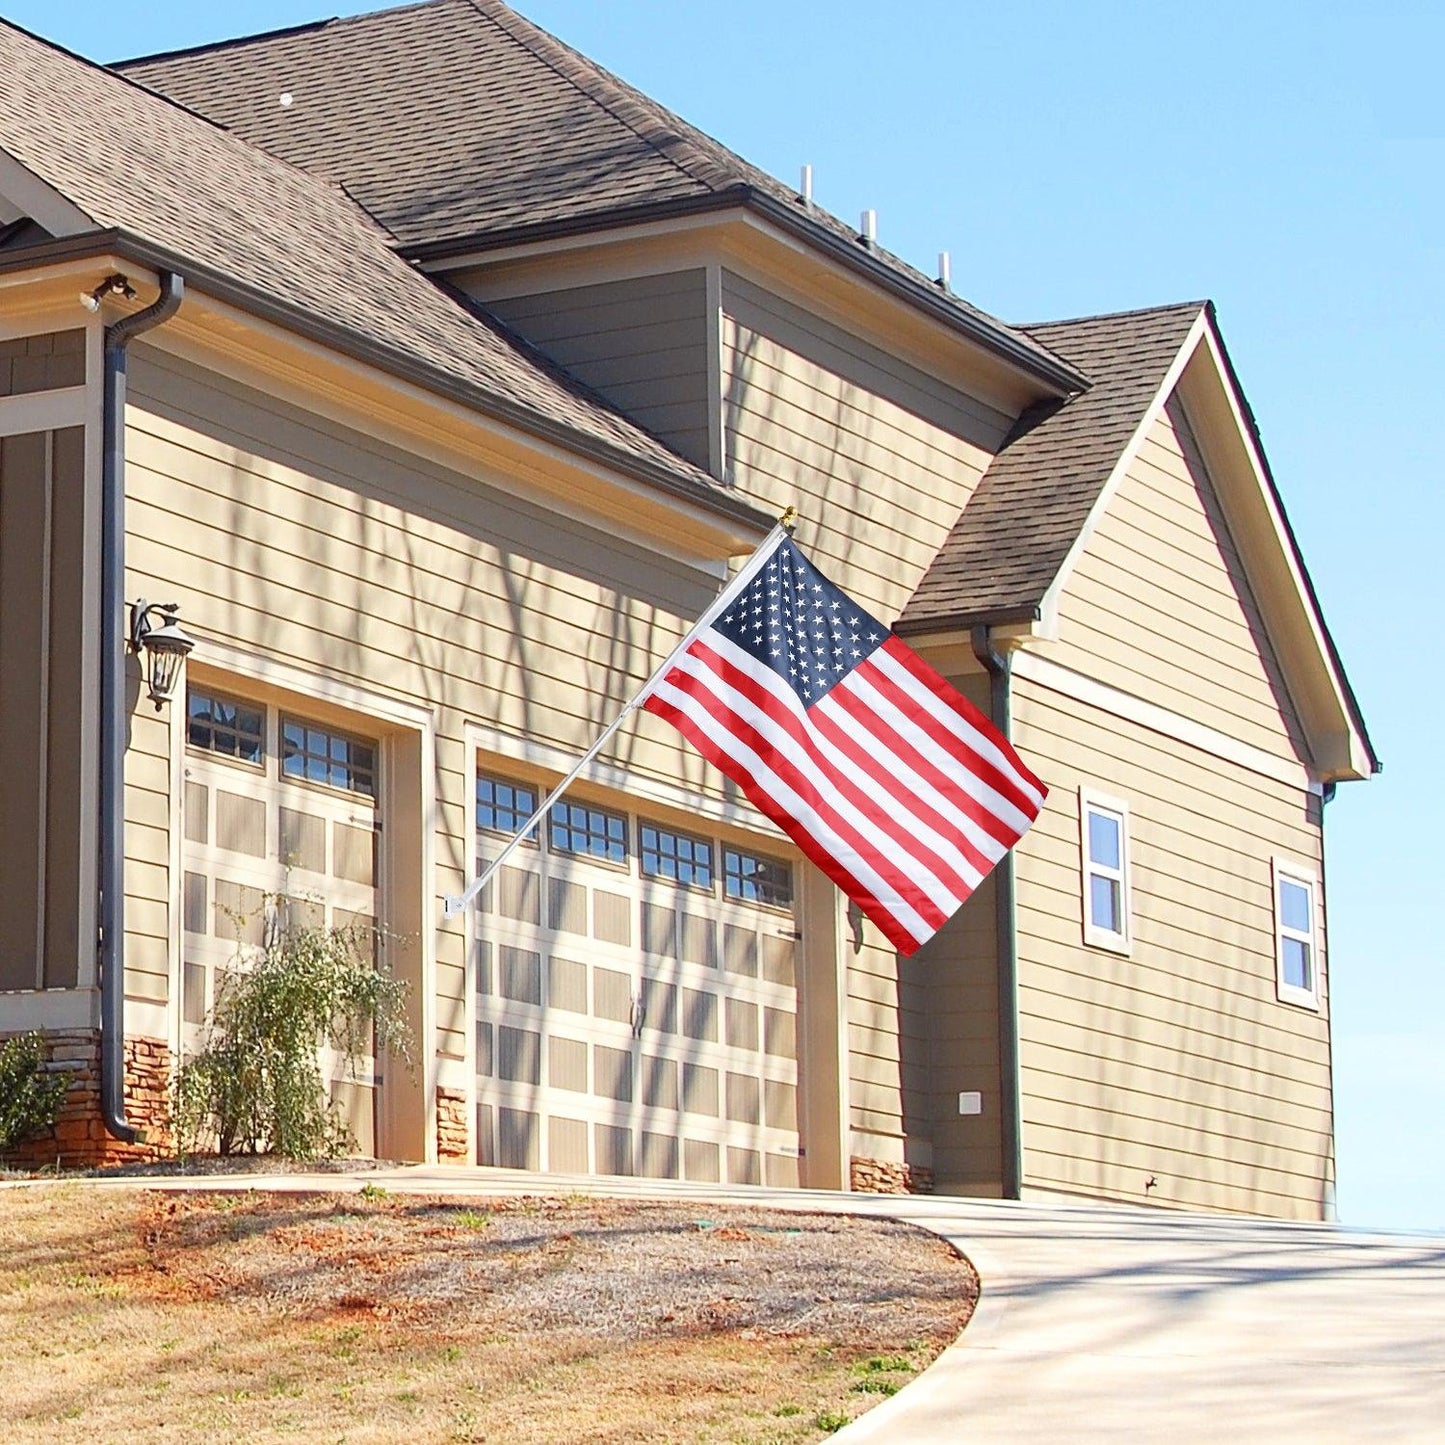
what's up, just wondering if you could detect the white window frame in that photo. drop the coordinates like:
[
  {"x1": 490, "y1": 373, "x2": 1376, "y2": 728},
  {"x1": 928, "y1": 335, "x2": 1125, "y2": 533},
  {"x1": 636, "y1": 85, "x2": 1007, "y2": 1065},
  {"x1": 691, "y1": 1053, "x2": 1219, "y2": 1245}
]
[
  {"x1": 1272, "y1": 857, "x2": 1321, "y2": 1010},
  {"x1": 1080, "y1": 788, "x2": 1131, "y2": 954}
]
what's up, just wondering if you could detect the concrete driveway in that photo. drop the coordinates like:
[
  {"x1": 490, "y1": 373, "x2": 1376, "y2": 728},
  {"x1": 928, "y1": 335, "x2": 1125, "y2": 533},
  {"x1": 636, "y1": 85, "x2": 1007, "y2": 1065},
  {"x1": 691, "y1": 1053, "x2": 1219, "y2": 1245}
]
[{"x1": 7, "y1": 1166, "x2": 1442, "y2": 1441}]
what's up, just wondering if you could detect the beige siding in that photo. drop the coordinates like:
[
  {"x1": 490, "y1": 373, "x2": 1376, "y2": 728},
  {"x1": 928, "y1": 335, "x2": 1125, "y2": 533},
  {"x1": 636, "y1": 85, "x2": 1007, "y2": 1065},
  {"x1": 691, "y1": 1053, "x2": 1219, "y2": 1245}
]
[
  {"x1": 843, "y1": 670, "x2": 1003, "y2": 1188},
  {"x1": 720, "y1": 271, "x2": 1008, "y2": 622},
  {"x1": 124, "y1": 706, "x2": 173, "y2": 1007},
  {"x1": 483, "y1": 270, "x2": 712, "y2": 471},
  {"x1": 123, "y1": 346, "x2": 778, "y2": 1074},
  {"x1": 1054, "y1": 398, "x2": 1311, "y2": 763},
  {"x1": 0, "y1": 424, "x2": 89, "y2": 992},
  {"x1": 1011, "y1": 673, "x2": 1331, "y2": 1219}
]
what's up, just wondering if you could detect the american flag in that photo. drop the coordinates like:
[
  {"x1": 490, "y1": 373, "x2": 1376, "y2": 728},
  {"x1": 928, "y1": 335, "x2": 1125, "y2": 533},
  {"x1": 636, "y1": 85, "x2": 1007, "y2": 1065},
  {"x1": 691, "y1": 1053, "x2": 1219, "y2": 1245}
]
[{"x1": 641, "y1": 534, "x2": 1047, "y2": 956}]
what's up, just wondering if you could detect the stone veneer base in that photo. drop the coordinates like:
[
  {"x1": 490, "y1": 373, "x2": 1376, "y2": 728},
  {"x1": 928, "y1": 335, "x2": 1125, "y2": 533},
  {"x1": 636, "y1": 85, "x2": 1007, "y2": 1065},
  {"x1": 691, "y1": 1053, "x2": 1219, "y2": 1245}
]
[
  {"x1": 435, "y1": 1085, "x2": 469, "y2": 1162},
  {"x1": 850, "y1": 1155, "x2": 935, "y2": 1196},
  {"x1": 0, "y1": 1030, "x2": 171, "y2": 1168}
]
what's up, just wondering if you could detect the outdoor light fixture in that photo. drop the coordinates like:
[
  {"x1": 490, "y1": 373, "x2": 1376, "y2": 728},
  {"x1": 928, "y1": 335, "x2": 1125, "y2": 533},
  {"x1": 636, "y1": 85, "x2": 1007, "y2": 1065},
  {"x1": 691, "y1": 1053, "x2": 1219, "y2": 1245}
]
[
  {"x1": 129, "y1": 599, "x2": 196, "y2": 709},
  {"x1": 80, "y1": 273, "x2": 137, "y2": 312}
]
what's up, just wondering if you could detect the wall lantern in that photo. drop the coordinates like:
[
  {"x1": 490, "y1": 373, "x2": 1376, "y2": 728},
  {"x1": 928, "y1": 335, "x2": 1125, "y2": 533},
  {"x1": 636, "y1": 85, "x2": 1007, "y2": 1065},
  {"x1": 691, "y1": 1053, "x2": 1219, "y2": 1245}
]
[{"x1": 129, "y1": 599, "x2": 196, "y2": 709}]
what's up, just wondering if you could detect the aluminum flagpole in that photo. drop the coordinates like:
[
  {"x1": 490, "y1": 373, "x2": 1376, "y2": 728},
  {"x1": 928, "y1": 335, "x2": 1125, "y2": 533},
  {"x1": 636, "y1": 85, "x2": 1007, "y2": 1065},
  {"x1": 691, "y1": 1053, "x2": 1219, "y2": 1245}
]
[{"x1": 442, "y1": 511, "x2": 796, "y2": 919}]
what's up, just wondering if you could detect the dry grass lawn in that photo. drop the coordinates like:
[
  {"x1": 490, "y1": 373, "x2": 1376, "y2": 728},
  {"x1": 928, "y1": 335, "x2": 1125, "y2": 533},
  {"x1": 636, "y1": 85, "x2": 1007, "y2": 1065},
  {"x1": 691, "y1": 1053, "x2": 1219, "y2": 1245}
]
[{"x1": 0, "y1": 1185, "x2": 976, "y2": 1443}]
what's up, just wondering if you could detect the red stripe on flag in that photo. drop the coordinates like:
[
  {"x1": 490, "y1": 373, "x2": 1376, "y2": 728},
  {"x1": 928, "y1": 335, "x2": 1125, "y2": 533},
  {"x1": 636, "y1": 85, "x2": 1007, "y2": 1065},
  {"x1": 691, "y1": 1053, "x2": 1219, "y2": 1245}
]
[
  {"x1": 657, "y1": 653, "x2": 949, "y2": 936},
  {"x1": 687, "y1": 641, "x2": 981, "y2": 901},
  {"x1": 643, "y1": 688, "x2": 927, "y2": 954},
  {"x1": 880, "y1": 637, "x2": 1046, "y2": 802}
]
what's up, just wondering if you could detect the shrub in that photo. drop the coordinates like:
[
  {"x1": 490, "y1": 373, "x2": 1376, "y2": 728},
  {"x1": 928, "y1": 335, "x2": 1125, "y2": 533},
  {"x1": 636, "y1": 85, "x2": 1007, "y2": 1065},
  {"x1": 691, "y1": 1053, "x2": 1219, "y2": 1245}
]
[
  {"x1": 172, "y1": 912, "x2": 410, "y2": 1160},
  {"x1": 0, "y1": 1032, "x2": 69, "y2": 1153}
]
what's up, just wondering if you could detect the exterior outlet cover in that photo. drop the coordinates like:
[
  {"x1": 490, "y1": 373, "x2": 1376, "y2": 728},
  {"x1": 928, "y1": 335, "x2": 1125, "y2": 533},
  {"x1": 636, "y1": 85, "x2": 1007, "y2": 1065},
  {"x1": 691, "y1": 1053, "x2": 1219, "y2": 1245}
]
[{"x1": 958, "y1": 1091, "x2": 983, "y2": 1115}]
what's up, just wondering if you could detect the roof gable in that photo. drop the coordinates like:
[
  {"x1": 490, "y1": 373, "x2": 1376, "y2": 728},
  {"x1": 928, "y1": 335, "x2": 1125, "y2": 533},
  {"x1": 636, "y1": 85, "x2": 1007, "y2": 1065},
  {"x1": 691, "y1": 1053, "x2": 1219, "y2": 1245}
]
[
  {"x1": 899, "y1": 302, "x2": 1205, "y2": 629},
  {"x1": 0, "y1": 16, "x2": 751, "y2": 520},
  {"x1": 899, "y1": 301, "x2": 1376, "y2": 781}
]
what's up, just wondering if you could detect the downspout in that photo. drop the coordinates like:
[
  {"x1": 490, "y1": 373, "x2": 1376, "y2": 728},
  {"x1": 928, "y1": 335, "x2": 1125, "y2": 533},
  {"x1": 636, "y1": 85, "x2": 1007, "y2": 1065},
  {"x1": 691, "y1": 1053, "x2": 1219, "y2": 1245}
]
[
  {"x1": 1319, "y1": 780, "x2": 1338, "y2": 1222},
  {"x1": 971, "y1": 625, "x2": 1022, "y2": 1200},
  {"x1": 99, "y1": 272, "x2": 184, "y2": 1143}
]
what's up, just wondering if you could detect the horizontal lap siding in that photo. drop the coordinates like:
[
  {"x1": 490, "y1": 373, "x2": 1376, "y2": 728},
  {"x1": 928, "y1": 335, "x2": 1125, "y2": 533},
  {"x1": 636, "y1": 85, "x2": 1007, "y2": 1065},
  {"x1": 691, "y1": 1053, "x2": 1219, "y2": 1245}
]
[
  {"x1": 720, "y1": 271, "x2": 1007, "y2": 624},
  {"x1": 1056, "y1": 401, "x2": 1311, "y2": 762},
  {"x1": 484, "y1": 271, "x2": 712, "y2": 472},
  {"x1": 717, "y1": 284, "x2": 1009, "y2": 1165},
  {"x1": 125, "y1": 350, "x2": 770, "y2": 1041},
  {"x1": 1011, "y1": 674, "x2": 1331, "y2": 1218}
]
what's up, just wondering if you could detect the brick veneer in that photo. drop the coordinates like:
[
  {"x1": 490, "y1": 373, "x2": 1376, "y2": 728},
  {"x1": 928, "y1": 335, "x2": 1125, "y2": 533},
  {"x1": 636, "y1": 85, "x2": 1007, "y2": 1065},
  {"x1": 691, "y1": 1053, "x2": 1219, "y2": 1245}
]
[
  {"x1": 850, "y1": 1156, "x2": 935, "y2": 1196},
  {"x1": 1, "y1": 1030, "x2": 170, "y2": 1168},
  {"x1": 435, "y1": 1085, "x2": 469, "y2": 1162}
]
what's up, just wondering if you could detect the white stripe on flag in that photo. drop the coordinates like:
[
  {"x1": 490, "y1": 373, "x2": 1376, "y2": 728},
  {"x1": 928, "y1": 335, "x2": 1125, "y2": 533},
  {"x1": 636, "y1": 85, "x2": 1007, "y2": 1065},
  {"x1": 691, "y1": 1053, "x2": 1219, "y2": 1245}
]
[
  {"x1": 870, "y1": 645, "x2": 1047, "y2": 811},
  {"x1": 702, "y1": 635, "x2": 987, "y2": 895},
  {"x1": 650, "y1": 671, "x2": 937, "y2": 944}
]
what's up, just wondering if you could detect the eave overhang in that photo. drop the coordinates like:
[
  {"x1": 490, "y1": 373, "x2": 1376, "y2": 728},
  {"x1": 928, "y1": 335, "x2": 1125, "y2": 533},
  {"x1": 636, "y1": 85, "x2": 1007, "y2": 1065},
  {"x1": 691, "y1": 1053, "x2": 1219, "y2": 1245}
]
[
  {"x1": 403, "y1": 190, "x2": 1089, "y2": 401},
  {"x1": 0, "y1": 228, "x2": 772, "y2": 545}
]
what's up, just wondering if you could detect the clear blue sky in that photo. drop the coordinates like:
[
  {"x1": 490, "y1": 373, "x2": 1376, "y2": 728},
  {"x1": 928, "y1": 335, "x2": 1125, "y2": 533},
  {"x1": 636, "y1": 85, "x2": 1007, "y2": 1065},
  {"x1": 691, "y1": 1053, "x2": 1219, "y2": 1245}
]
[{"x1": 13, "y1": 1, "x2": 1442, "y2": 1228}]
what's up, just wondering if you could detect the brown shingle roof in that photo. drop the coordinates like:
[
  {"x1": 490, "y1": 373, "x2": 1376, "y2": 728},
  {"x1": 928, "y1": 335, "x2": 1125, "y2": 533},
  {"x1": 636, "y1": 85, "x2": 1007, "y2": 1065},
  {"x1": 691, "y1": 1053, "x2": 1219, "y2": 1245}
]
[
  {"x1": 0, "y1": 18, "x2": 753, "y2": 516},
  {"x1": 117, "y1": 0, "x2": 1081, "y2": 392},
  {"x1": 898, "y1": 302, "x2": 1204, "y2": 631}
]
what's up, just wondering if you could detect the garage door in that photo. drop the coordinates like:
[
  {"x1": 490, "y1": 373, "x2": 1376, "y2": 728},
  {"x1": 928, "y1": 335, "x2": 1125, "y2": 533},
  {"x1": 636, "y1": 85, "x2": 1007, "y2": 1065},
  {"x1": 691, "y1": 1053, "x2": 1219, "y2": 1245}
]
[
  {"x1": 180, "y1": 685, "x2": 380, "y2": 1153},
  {"x1": 474, "y1": 768, "x2": 801, "y2": 1186}
]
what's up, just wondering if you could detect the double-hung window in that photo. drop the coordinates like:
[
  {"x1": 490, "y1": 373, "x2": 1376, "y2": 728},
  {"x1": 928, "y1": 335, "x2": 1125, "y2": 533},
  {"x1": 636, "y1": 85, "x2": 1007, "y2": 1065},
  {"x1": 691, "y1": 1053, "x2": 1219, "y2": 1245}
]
[
  {"x1": 1273, "y1": 859, "x2": 1321, "y2": 1008},
  {"x1": 1080, "y1": 789, "x2": 1130, "y2": 952}
]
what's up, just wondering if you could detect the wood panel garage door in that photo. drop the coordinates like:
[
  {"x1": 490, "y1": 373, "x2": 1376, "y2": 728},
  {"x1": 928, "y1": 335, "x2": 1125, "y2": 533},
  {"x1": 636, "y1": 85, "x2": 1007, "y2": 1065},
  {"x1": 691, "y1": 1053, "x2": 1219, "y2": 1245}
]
[
  {"x1": 180, "y1": 685, "x2": 380, "y2": 1153},
  {"x1": 474, "y1": 769, "x2": 801, "y2": 1186}
]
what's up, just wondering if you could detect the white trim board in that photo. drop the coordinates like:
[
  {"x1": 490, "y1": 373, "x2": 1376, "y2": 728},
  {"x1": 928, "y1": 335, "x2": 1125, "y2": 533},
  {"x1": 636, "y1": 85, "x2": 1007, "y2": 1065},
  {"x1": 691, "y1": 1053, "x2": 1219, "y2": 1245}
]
[
  {"x1": 459, "y1": 721, "x2": 484, "y2": 1167},
  {"x1": 0, "y1": 386, "x2": 89, "y2": 435},
  {"x1": 0, "y1": 987, "x2": 98, "y2": 1032},
  {"x1": 0, "y1": 150, "x2": 94, "y2": 237},
  {"x1": 1012, "y1": 651, "x2": 1321, "y2": 795}
]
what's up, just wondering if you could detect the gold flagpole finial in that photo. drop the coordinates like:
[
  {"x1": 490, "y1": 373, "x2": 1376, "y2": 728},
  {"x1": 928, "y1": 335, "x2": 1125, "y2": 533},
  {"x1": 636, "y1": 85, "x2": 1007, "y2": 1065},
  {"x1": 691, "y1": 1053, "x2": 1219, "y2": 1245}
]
[{"x1": 779, "y1": 505, "x2": 799, "y2": 532}]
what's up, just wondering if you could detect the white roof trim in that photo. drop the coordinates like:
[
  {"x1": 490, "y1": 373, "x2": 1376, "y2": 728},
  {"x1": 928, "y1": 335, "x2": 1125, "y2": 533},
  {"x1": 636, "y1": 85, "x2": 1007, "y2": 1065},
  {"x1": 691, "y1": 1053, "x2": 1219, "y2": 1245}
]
[
  {"x1": 1030, "y1": 307, "x2": 1371, "y2": 783},
  {"x1": 0, "y1": 147, "x2": 94, "y2": 237},
  {"x1": 1188, "y1": 323, "x2": 1372, "y2": 779}
]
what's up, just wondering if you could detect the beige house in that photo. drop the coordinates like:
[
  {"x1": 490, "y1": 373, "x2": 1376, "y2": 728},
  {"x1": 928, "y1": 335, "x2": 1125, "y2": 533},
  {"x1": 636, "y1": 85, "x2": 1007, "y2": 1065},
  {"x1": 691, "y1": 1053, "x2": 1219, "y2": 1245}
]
[{"x1": 0, "y1": 1, "x2": 1373, "y2": 1217}]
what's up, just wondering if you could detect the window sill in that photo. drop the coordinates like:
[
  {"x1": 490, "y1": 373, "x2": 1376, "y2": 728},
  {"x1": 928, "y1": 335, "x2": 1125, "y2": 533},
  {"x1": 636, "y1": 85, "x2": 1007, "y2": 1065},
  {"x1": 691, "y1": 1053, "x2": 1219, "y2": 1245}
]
[
  {"x1": 1082, "y1": 927, "x2": 1131, "y2": 957},
  {"x1": 1276, "y1": 982, "x2": 1321, "y2": 1012}
]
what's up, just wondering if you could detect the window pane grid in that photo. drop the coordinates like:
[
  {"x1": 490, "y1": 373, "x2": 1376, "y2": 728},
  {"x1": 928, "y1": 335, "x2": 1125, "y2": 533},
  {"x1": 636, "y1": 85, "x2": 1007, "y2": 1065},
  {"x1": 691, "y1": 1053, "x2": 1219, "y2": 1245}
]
[
  {"x1": 187, "y1": 688, "x2": 264, "y2": 764},
  {"x1": 641, "y1": 824, "x2": 714, "y2": 888},
  {"x1": 723, "y1": 849, "x2": 793, "y2": 908},
  {"x1": 280, "y1": 716, "x2": 375, "y2": 796},
  {"x1": 477, "y1": 774, "x2": 539, "y2": 840},
  {"x1": 1081, "y1": 797, "x2": 1128, "y2": 947},
  {"x1": 549, "y1": 800, "x2": 628, "y2": 863},
  {"x1": 1276, "y1": 872, "x2": 1316, "y2": 999}
]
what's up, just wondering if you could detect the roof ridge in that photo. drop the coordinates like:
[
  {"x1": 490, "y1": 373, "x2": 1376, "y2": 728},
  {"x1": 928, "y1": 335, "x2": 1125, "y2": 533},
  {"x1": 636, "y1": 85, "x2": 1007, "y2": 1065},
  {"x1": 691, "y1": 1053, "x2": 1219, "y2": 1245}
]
[
  {"x1": 112, "y1": 1, "x2": 466, "y2": 71},
  {"x1": 464, "y1": 0, "x2": 741, "y2": 195},
  {"x1": 113, "y1": 14, "x2": 338, "y2": 69},
  {"x1": 1020, "y1": 299, "x2": 1208, "y2": 332}
]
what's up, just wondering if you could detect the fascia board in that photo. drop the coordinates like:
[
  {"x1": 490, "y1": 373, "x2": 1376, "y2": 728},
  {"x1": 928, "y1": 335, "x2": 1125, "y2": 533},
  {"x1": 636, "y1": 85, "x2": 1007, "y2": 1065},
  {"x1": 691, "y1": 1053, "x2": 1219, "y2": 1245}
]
[
  {"x1": 1181, "y1": 322, "x2": 1376, "y2": 781},
  {"x1": 0, "y1": 228, "x2": 771, "y2": 544},
  {"x1": 0, "y1": 146, "x2": 94, "y2": 236}
]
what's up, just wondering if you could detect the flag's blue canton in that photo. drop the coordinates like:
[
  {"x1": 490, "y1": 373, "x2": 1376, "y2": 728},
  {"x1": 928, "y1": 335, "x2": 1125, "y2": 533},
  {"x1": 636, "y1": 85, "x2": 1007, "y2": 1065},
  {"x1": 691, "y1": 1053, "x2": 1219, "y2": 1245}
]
[{"x1": 712, "y1": 540, "x2": 889, "y2": 706}]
